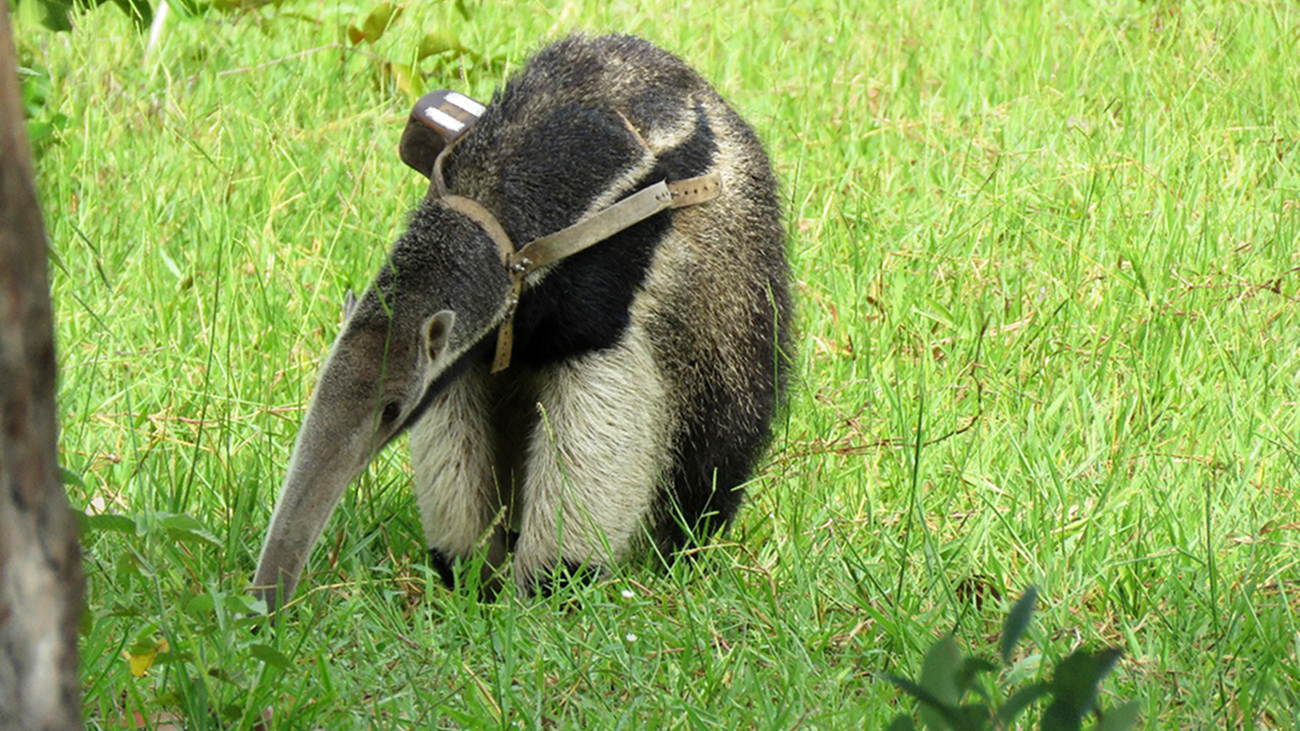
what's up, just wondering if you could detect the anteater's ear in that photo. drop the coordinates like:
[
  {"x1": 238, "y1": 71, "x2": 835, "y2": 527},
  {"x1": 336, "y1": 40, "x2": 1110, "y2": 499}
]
[
  {"x1": 423, "y1": 310, "x2": 457, "y2": 363},
  {"x1": 399, "y1": 90, "x2": 486, "y2": 179}
]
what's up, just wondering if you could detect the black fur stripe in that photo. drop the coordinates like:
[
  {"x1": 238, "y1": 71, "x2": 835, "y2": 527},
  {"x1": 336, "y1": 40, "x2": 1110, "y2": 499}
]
[{"x1": 511, "y1": 102, "x2": 719, "y2": 367}]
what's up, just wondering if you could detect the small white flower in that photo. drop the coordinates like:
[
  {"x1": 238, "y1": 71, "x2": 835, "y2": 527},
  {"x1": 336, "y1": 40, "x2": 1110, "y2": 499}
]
[
  {"x1": 621, "y1": 589, "x2": 635, "y2": 600},
  {"x1": 625, "y1": 632, "x2": 638, "y2": 643}
]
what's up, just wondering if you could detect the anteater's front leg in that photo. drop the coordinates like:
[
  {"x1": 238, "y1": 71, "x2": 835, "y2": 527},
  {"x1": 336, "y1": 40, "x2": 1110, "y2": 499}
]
[
  {"x1": 512, "y1": 324, "x2": 673, "y2": 594},
  {"x1": 409, "y1": 364, "x2": 509, "y2": 590}
]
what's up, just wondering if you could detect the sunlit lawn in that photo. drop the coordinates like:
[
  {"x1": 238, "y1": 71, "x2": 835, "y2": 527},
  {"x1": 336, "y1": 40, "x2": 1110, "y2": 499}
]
[{"x1": 14, "y1": 0, "x2": 1299, "y2": 727}]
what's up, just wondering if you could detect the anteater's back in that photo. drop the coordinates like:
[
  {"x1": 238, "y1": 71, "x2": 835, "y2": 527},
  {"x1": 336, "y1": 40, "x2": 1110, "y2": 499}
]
[{"x1": 433, "y1": 34, "x2": 792, "y2": 555}]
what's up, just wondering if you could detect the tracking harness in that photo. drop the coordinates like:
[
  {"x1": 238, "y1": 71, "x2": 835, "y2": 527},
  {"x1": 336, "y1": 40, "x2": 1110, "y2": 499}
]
[{"x1": 399, "y1": 90, "x2": 723, "y2": 372}]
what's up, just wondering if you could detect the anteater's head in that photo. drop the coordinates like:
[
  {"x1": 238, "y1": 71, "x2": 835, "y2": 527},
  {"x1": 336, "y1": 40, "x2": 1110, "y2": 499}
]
[{"x1": 251, "y1": 202, "x2": 511, "y2": 612}]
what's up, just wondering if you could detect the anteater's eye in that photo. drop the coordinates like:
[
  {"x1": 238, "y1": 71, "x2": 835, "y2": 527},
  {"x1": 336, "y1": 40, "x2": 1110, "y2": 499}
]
[{"x1": 381, "y1": 401, "x2": 402, "y2": 426}]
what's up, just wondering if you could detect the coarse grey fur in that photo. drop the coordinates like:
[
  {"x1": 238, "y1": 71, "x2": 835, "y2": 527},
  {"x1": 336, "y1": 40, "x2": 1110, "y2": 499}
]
[{"x1": 252, "y1": 34, "x2": 792, "y2": 610}]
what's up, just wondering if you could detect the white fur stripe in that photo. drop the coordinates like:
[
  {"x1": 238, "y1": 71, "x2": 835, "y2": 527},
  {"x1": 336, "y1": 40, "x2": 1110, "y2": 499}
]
[
  {"x1": 409, "y1": 366, "x2": 498, "y2": 556},
  {"x1": 512, "y1": 322, "x2": 673, "y2": 587}
]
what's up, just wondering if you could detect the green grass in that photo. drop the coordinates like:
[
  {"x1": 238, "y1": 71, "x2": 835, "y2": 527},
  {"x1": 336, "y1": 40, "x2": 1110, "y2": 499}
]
[{"x1": 14, "y1": 0, "x2": 1300, "y2": 727}]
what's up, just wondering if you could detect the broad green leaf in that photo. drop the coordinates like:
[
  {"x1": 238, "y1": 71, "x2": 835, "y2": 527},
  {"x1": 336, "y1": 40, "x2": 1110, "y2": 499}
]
[
  {"x1": 187, "y1": 594, "x2": 216, "y2": 615},
  {"x1": 418, "y1": 29, "x2": 463, "y2": 60},
  {"x1": 1001, "y1": 587, "x2": 1037, "y2": 664},
  {"x1": 114, "y1": 550, "x2": 148, "y2": 581},
  {"x1": 206, "y1": 666, "x2": 248, "y2": 688},
  {"x1": 242, "y1": 596, "x2": 269, "y2": 618},
  {"x1": 888, "y1": 715, "x2": 917, "y2": 731},
  {"x1": 347, "y1": 2, "x2": 404, "y2": 45},
  {"x1": 1041, "y1": 648, "x2": 1123, "y2": 731},
  {"x1": 993, "y1": 681, "x2": 1050, "y2": 728},
  {"x1": 952, "y1": 704, "x2": 991, "y2": 730},
  {"x1": 155, "y1": 513, "x2": 222, "y2": 547},
  {"x1": 1095, "y1": 701, "x2": 1141, "y2": 731},
  {"x1": 19, "y1": 64, "x2": 52, "y2": 115},
  {"x1": 249, "y1": 643, "x2": 292, "y2": 668},
  {"x1": 886, "y1": 675, "x2": 964, "y2": 730},
  {"x1": 1040, "y1": 701, "x2": 1081, "y2": 731},
  {"x1": 222, "y1": 592, "x2": 264, "y2": 615},
  {"x1": 956, "y1": 657, "x2": 997, "y2": 699},
  {"x1": 919, "y1": 636, "x2": 963, "y2": 731},
  {"x1": 386, "y1": 60, "x2": 422, "y2": 101},
  {"x1": 79, "y1": 512, "x2": 138, "y2": 536},
  {"x1": 25, "y1": 119, "x2": 54, "y2": 147},
  {"x1": 58, "y1": 467, "x2": 86, "y2": 489},
  {"x1": 17, "y1": 0, "x2": 152, "y2": 31},
  {"x1": 17, "y1": 0, "x2": 74, "y2": 32}
]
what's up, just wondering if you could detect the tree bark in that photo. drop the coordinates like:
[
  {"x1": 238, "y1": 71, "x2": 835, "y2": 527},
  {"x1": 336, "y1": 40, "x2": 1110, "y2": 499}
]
[{"x1": 0, "y1": 6, "x2": 85, "y2": 731}]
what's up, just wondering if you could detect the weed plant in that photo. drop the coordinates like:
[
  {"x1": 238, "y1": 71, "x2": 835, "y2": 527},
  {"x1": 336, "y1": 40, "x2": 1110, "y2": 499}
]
[{"x1": 886, "y1": 587, "x2": 1140, "y2": 731}]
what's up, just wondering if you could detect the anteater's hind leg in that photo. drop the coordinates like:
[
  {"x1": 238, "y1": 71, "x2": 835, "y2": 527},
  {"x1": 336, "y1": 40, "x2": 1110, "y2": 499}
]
[
  {"x1": 511, "y1": 324, "x2": 673, "y2": 594},
  {"x1": 409, "y1": 364, "x2": 509, "y2": 591}
]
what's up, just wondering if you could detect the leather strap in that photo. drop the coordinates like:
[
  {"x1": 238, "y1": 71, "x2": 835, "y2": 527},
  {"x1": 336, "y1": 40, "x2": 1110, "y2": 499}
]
[
  {"x1": 664, "y1": 174, "x2": 725, "y2": 208},
  {"x1": 432, "y1": 149, "x2": 723, "y2": 372},
  {"x1": 441, "y1": 195, "x2": 514, "y2": 262},
  {"x1": 492, "y1": 292, "x2": 520, "y2": 373},
  {"x1": 507, "y1": 174, "x2": 722, "y2": 280}
]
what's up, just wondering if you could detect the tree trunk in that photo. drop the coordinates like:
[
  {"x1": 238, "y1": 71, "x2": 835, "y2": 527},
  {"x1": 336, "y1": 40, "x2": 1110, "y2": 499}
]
[{"x1": 0, "y1": 6, "x2": 85, "y2": 731}]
